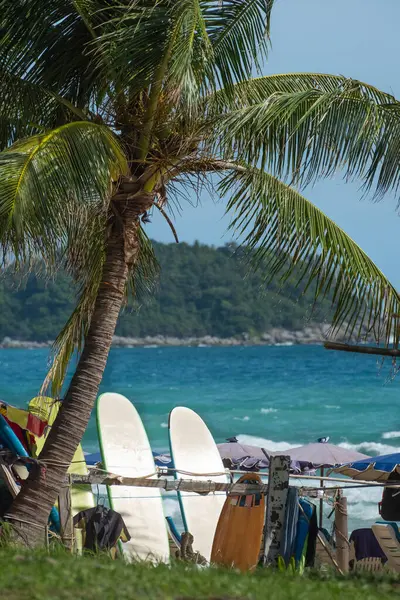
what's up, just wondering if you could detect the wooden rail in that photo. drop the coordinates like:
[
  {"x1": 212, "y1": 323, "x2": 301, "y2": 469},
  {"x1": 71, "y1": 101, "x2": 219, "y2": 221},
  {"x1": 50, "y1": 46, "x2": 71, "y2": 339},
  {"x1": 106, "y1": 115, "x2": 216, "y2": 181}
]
[{"x1": 69, "y1": 469, "x2": 335, "y2": 497}]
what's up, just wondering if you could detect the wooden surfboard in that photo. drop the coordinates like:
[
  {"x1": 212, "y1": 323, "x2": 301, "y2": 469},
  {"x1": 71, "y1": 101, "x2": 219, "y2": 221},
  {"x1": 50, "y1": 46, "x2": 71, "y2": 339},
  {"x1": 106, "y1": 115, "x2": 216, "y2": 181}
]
[{"x1": 211, "y1": 474, "x2": 265, "y2": 572}]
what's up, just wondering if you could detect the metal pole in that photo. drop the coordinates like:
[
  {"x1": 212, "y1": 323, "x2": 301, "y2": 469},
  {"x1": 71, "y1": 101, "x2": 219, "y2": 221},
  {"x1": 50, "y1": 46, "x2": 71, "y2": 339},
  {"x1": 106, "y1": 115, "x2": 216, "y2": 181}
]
[{"x1": 319, "y1": 467, "x2": 324, "y2": 528}]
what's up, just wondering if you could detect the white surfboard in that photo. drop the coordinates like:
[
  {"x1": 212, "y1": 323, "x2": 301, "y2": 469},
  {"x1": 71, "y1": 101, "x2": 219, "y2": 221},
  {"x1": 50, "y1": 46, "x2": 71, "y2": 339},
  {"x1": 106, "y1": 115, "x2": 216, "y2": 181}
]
[
  {"x1": 168, "y1": 407, "x2": 229, "y2": 561},
  {"x1": 97, "y1": 393, "x2": 169, "y2": 563}
]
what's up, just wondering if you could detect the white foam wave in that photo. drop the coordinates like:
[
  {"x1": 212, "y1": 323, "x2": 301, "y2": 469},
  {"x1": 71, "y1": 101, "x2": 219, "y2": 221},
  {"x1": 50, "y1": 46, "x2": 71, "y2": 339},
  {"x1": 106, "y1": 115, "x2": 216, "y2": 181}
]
[
  {"x1": 339, "y1": 440, "x2": 400, "y2": 455},
  {"x1": 160, "y1": 422, "x2": 168, "y2": 428},
  {"x1": 289, "y1": 476, "x2": 383, "y2": 524},
  {"x1": 329, "y1": 481, "x2": 382, "y2": 522},
  {"x1": 324, "y1": 405, "x2": 340, "y2": 409},
  {"x1": 234, "y1": 416, "x2": 250, "y2": 421},
  {"x1": 382, "y1": 431, "x2": 400, "y2": 440},
  {"x1": 236, "y1": 434, "x2": 295, "y2": 452},
  {"x1": 237, "y1": 434, "x2": 400, "y2": 458},
  {"x1": 233, "y1": 435, "x2": 391, "y2": 527},
  {"x1": 261, "y1": 408, "x2": 278, "y2": 414}
]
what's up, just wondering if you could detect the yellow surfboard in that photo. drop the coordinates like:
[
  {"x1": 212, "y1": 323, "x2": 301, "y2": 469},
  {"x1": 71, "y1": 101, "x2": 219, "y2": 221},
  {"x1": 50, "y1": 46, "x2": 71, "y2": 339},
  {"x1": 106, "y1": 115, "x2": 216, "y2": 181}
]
[{"x1": 28, "y1": 396, "x2": 95, "y2": 516}]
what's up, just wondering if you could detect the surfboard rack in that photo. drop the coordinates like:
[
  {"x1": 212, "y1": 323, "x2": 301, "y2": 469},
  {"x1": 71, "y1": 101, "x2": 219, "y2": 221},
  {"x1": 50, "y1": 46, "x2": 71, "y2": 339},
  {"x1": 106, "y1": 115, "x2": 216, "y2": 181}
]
[{"x1": 68, "y1": 469, "x2": 336, "y2": 498}]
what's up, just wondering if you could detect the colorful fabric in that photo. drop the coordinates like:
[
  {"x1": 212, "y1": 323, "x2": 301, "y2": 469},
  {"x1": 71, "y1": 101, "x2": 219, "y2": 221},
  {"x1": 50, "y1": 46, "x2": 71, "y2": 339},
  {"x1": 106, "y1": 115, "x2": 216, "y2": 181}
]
[
  {"x1": 0, "y1": 403, "x2": 47, "y2": 438},
  {"x1": 2, "y1": 416, "x2": 28, "y2": 450}
]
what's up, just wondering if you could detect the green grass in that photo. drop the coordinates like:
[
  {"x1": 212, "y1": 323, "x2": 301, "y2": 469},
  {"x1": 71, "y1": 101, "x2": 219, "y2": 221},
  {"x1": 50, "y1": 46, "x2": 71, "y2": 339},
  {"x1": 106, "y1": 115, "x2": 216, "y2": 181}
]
[{"x1": 1, "y1": 549, "x2": 399, "y2": 600}]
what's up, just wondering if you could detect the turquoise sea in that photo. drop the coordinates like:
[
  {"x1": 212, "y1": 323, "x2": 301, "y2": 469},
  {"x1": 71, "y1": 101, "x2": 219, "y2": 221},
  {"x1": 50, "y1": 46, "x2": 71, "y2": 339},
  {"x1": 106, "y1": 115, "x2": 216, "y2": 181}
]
[{"x1": 2, "y1": 344, "x2": 400, "y2": 533}]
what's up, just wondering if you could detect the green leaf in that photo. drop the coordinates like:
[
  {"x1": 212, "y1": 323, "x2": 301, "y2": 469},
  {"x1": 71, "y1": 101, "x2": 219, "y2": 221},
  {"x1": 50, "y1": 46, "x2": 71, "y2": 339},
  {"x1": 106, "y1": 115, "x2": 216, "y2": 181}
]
[
  {"x1": 0, "y1": 0, "x2": 100, "y2": 106},
  {"x1": 43, "y1": 225, "x2": 159, "y2": 395},
  {"x1": 210, "y1": 73, "x2": 400, "y2": 196},
  {"x1": 0, "y1": 121, "x2": 128, "y2": 268},
  {"x1": 221, "y1": 166, "x2": 400, "y2": 347},
  {"x1": 93, "y1": 1, "x2": 173, "y2": 92},
  {"x1": 0, "y1": 69, "x2": 89, "y2": 151},
  {"x1": 203, "y1": 0, "x2": 273, "y2": 88},
  {"x1": 167, "y1": 0, "x2": 214, "y2": 104}
]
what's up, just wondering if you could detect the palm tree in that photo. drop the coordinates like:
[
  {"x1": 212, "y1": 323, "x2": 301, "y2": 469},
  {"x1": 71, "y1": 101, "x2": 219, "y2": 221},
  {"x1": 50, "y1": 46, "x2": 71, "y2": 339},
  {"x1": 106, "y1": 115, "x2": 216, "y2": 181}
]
[{"x1": 2, "y1": 0, "x2": 400, "y2": 544}]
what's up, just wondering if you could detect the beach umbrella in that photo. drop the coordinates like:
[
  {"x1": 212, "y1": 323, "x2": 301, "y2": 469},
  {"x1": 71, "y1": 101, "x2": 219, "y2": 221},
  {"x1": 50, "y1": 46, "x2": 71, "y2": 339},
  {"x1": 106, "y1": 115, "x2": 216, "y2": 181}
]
[
  {"x1": 217, "y1": 439, "x2": 306, "y2": 473},
  {"x1": 217, "y1": 441, "x2": 270, "y2": 471},
  {"x1": 281, "y1": 440, "x2": 370, "y2": 526},
  {"x1": 334, "y1": 453, "x2": 400, "y2": 481},
  {"x1": 282, "y1": 442, "x2": 370, "y2": 469}
]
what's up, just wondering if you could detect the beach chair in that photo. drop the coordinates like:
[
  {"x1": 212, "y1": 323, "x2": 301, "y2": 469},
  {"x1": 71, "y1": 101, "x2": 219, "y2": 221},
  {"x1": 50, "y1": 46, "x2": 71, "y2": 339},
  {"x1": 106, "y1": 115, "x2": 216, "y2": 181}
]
[
  {"x1": 353, "y1": 557, "x2": 385, "y2": 573},
  {"x1": 372, "y1": 523, "x2": 400, "y2": 572}
]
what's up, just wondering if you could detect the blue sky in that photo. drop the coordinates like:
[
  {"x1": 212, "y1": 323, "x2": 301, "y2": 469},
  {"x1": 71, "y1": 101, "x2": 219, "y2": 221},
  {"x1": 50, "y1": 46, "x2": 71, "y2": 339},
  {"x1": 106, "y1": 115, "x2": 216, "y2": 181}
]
[{"x1": 147, "y1": 0, "x2": 400, "y2": 288}]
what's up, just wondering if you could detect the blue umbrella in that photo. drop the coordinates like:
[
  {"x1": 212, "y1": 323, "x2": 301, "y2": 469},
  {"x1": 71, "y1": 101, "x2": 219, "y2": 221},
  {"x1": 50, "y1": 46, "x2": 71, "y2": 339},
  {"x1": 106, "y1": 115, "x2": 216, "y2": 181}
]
[{"x1": 334, "y1": 453, "x2": 400, "y2": 481}]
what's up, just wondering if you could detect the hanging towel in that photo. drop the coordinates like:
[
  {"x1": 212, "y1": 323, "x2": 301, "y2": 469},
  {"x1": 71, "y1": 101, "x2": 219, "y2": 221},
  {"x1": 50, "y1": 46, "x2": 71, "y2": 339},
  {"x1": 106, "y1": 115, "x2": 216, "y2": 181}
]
[
  {"x1": 294, "y1": 499, "x2": 314, "y2": 565},
  {"x1": 350, "y1": 528, "x2": 386, "y2": 562},
  {"x1": 305, "y1": 504, "x2": 318, "y2": 567}
]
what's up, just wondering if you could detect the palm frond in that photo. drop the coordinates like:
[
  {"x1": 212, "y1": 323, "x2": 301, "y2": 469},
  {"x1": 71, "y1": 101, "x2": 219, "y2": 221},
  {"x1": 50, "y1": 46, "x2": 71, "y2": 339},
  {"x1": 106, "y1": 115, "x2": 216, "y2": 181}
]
[
  {"x1": 42, "y1": 224, "x2": 159, "y2": 395},
  {"x1": 167, "y1": 0, "x2": 214, "y2": 104},
  {"x1": 0, "y1": 70, "x2": 87, "y2": 150},
  {"x1": 126, "y1": 227, "x2": 160, "y2": 301},
  {"x1": 0, "y1": 121, "x2": 128, "y2": 269},
  {"x1": 95, "y1": 0, "x2": 212, "y2": 108},
  {"x1": 94, "y1": 0, "x2": 274, "y2": 106},
  {"x1": 221, "y1": 166, "x2": 400, "y2": 347},
  {"x1": 40, "y1": 205, "x2": 105, "y2": 395},
  {"x1": 209, "y1": 73, "x2": 400, "y2": 196},
  {"x1": 203, "y1": 0, "x2": 273, "y2": 88},
  {"x1": 93, "y1": 1, "x2": 172, "y2": 92},
  {"x1": 0, "y1": 0, "x2": 101, "y2": 107}
]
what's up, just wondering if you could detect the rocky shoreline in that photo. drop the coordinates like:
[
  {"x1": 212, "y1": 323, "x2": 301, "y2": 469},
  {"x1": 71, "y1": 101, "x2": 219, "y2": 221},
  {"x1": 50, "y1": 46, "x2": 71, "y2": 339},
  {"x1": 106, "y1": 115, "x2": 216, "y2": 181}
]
[{"x1": 0, "y1": 324, "x2": 338, "y2": 349}]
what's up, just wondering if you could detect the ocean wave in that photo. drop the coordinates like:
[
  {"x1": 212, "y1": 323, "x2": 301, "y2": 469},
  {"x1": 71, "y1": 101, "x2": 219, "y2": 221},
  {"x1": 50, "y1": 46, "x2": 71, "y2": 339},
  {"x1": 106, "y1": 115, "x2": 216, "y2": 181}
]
[
  {"x1": 324, "y1": 405, "x2": 340, "y2": 409},
  {"x1": 160, "y1": 422, "x2": 168, "y2": 428},
  {"x1": 329, "y1": 483, "x2": 381, "y2": 521},
  {"x1": 290, "y1": 475, "x2": 382, "y2": 523},
  {"x1": 338, "y1": 440, "x2": 400, "y2": 456},
  {"x1": 236, "y1": 434, "x2": 295, "y2": 452},
  {"x1": 382, "y1": 431, "x2": 400, "y2": 440},
  {"x1": 234, "y1": 435, "x2": 385, "y2": 526},
  {"x1": 261, "y1": 408, "x2": 278, "y2": 414},
  {"x1": 234, "y1": 416, "x2": 250, "y2": 421},
  {"x1": 236, "y1": 433, "x2": 400, "y2": 458}
]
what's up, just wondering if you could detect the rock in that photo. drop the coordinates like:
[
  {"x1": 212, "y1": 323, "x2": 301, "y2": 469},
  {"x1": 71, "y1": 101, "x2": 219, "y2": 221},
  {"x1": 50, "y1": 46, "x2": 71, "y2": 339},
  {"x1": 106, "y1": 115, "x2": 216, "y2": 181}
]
[
  {"x1": 0, "y1": 337, "x2": 51, "y2": 349},
  {"x1": 0, "y1": 321, "x2": 369, "y2": 349}
]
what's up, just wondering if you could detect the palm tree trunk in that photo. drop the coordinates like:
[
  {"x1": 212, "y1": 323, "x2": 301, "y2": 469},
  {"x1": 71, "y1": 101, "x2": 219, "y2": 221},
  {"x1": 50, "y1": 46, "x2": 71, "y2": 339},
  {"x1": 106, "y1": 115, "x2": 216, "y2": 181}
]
[{"x1": 6, "y1": 198, "x2": 146, "y2": 546}]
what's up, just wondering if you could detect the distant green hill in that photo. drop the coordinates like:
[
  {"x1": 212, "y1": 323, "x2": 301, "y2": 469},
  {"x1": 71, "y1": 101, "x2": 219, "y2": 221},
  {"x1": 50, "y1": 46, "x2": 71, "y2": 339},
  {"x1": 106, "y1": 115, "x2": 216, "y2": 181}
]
[{"x1": 0, "y1": 241, "x2": 331, "y2": 341}]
